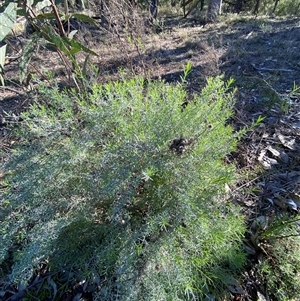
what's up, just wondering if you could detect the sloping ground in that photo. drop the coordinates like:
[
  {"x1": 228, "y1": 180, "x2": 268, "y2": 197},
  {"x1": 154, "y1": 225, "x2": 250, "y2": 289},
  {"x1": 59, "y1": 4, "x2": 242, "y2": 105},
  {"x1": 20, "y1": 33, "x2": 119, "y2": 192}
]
[{"x1": 1, "y1": 13, "x2": 300, "y2": 301}]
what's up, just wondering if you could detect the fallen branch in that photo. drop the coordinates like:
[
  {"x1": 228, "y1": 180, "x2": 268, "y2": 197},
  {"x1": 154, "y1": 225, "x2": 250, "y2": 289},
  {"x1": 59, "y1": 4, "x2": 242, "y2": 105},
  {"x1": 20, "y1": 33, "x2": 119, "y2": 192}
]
[{"x1": 251, "y1": 63, "x2": 293, "y2": 72}]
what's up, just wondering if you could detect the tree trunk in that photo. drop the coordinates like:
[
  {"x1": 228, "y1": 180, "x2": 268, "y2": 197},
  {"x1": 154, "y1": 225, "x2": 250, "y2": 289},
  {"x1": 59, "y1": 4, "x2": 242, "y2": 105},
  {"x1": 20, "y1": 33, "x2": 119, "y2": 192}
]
[
  {"x1": 206, "y1": 0, "x2": 223, "y2": 23},
  {"x1": 100, "y1": 0, "x2": 109, "y2": 27},
  {"x1": 273, "y1": 0, "x2": 280, "y2": 13},
  {"x1": 200, "y1": 0, "x2": 205, "y2": 10},
  {"x1": 234, "y1": 0, "x2": 243, "y2": 13},
  {"x1": 149, "y1": 0, "x2": 158, "y2": 22},
  {"x1": 253, "y1": 0, "x2": 260, "y2": 15}
]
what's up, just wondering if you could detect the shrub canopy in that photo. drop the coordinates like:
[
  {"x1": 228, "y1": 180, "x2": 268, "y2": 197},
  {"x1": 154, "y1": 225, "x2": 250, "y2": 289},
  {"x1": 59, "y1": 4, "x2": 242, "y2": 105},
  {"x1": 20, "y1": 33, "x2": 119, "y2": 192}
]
[{"x1": 0, "y1": 76, "x2": 245, "y2": 300}]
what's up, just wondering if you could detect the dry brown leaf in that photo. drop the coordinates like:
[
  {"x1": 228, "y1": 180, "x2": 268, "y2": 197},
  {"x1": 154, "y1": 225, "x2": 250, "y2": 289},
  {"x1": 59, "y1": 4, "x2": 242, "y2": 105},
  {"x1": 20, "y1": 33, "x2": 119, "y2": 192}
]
[
  {"x1": 224, "y1": 183, "x2": 232, "y2": 200},
  {"x1": 284, "y1": 199, "x2": 298, "y2": 210},
  {"x1": 251, "y1": 216, "x2": 268, "y2": 231},
  {"x1": 274, "y1": 195, "x2": 289, "y2": 209},
  {"x1": 274, "y1": 194, "x2": 298, "y2": 210},
  {"x1": 292, "y1": 121, "x2": 300, "y2": 131},
  {"x1": 257, "y1": 291, "x2": 269, "y2": 301},
  {"x1": 266, "y1": 145, "x2": 280, "y2": 157},
  {"x1": 277, "y1": 133, "x2": 296, "y2": 150},
  {"x1": 226, "y1": 276, "x2": 245, "y2": 295},
  {"x1": 258, "y1": 149, "x2": 278, "y2": 169},
  {"x1": 244, "y1": 244, "x2": 256, "y2": 255},
  {"x1": 291, "y1": 191, "x2": 300, "y2": 201},
  {"x1": 265, "y1": 198, "x2": 274, "y2": 206},
  {"x1": 279, "y1": 150, "x2": 289, "y2": 164},
  {"x1": 276, "y1": 171, "x2": 300, "y2": 181},
  {"x1": 265, "y1": 145, "x2": 289, "y2": 164},
  {"x1": 293, "y1": 199, "x2": 300, "y2": 208}
]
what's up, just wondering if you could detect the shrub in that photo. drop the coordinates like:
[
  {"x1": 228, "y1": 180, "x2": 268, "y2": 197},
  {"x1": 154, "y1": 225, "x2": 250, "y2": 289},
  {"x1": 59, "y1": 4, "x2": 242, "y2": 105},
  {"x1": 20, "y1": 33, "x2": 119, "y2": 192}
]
[{"x1": 0, "y1": 75, "x2": 245, "y2": 300}]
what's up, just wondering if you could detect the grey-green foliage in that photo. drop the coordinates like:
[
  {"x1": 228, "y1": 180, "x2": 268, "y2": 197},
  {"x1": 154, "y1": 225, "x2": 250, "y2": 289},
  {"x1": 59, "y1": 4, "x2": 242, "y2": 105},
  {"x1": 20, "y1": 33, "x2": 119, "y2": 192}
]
[{"x1": 0, "y1": 76, "x2": 245, "y2": 300}]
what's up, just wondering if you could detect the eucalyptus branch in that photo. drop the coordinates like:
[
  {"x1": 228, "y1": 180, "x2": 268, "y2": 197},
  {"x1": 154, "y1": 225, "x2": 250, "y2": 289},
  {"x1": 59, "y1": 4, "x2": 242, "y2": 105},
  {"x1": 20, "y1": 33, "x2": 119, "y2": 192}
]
[
  {"x1": 49, "y1": 0, "x2": 66, "y2": 37},
  {"x1": 28, "y1": 62, "x2": 50, "y2": 83},
  {"x1": 269, "y1": 233, "x2": 300, "y2": 240}
]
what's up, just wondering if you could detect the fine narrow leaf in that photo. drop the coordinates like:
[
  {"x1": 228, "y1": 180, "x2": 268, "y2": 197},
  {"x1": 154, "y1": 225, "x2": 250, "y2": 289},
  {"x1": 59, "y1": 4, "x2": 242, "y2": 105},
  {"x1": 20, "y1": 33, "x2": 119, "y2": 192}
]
[
  {"x1": 42, "y1": 24, "x2": 70, "y2": 54},
  {"x1": 71, "y1": 13, "x2": 97, "y2": 25},
  {"x1": 36, "y1": 13, "x2": 58, "y2": 20},
  {"x1": 82, "y1": 54, "x2": 89, "y2": 78},
  {"x1": 65, "y1": 38, "x2": 98, "y2": 56}
]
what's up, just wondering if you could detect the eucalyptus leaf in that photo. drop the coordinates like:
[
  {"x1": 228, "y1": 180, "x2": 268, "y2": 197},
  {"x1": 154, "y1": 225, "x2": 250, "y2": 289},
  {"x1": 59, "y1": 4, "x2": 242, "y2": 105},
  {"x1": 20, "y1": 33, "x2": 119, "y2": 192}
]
[
  {"x1": 0, "y1": 2, "x2": 17, "y2": 41},
  {"x1": 42, "y1": 24, "x2": 70, "y2": 54},
  {"x1": 0, "y1": 44, "x2": 6, "y2": 86},
  {"x1": 35, "y1": 0, "x2": 52, "y2": 11},
  {"x1": 19, "y1": 33, "x2": 39, "y2": 83},
  {"x1": 36, "y1": 13, "x2": 57, "y2": 20},
  {"x1": 71, "y1": 13, "x2": 97, "y2": 25},
  {"x1": 66, "y1": 38, "x2": 98, "y2": 56}
]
